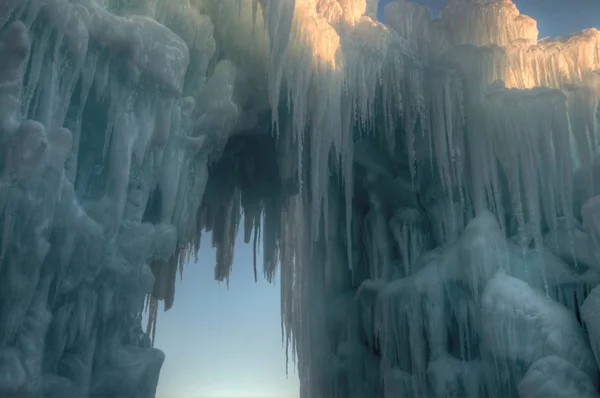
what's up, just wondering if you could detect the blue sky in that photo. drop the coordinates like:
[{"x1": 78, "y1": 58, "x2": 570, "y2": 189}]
[
  {"x1": 153, "y1": 232, "x2": 299, "y2": 398},
  {"x1": 154, "y1": 2, "x2": 598, "y2": 397},
  {"x1": 515, "y1": 0, "x2": 600, "y2": 37}
]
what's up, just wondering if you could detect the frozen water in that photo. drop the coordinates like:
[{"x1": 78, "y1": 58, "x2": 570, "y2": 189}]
[
  {"x1": 0, "y1": 0, "x2": 600, "y2": 397},
  {"x1": 518, "y1": 356, "x2": 599, "y2": 398}
]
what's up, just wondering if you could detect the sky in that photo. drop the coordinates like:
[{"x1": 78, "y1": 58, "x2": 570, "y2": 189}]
[
  {"x1": 154, "y1": 1, "x2": 599, "y2": 398},
  {"x1": 153, "y1": 231, "x2": 299, "y2": 398}
]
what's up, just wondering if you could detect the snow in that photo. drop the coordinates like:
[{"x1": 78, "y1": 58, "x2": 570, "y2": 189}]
[
  {"x1": 1, "y1": 0, "x2": 600, "y2": 397},
  {"x1": 518, "y1": 356, "x2": 600, "y2": 398},
  {"x1": 582, "y1": 286, "x2": 600, "y2": 371},
  {"x1": 480, "y1": 273, "x2": 597, "y2": 392}
]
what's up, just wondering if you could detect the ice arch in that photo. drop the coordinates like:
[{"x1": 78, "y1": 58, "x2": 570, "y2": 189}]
[{"x1": 0, "y1": 0, "x2": 600, "y2": 397}]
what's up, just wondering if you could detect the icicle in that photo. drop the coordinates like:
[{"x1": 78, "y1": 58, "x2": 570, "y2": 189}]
[
  {"x1": 179, "y1": 245, "x2": 185, "y2": 281},
  {"x1": 344, "y1": 149, "x2": 354, "y2": 277},
  {"x1": 214, "y1": 190, "x2": 241, "y2": 282},
  {"x1": 146, "y1": 296, "x2": 159, "y2": 347},
  {"x1": 253, "y1": 220, "x2": 259, "y2": 283},
  {"x1": 21, "y1": 26, "x2": 51, "y2": 118},
  {"x1": 259, "y1": 0, "x2": 296, "y2": 133}
]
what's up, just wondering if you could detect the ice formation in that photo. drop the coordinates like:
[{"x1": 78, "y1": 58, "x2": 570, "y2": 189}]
[{"x1": 0, "y1": 0, "x2": 600, "y2": 396}]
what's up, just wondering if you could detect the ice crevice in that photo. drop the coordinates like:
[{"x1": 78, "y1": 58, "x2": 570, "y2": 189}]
[{"x1": 1, "y1": 0, "x2": 600, "y2": 397}]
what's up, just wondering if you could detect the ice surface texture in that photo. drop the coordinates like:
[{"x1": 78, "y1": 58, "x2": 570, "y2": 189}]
[{"x1": 0, "y1": 0, "x2": 600, "y2": 397}]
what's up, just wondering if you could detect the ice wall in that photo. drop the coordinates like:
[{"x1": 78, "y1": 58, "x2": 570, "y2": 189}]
[
  {"x1": 0, "y1": 0, "x2": 227, "y2": 396},
  {"x1": 1, "y1": 0, "x2": 600, "y2": 397}
]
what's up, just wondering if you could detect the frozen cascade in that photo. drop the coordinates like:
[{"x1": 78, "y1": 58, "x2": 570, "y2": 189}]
[
  {"x1": 1, "y1": 0, "x2": 600, "y2": 397},
  {"x1": 440, "y1": 0, "x2": 538, "y2": 47}
]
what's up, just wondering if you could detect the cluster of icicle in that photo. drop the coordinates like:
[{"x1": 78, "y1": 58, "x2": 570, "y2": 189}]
[
  {"x1": 2, "y1": 0, "x2": 600, "y2": 396},
  {"x1": 252, "y1": 0, "x2": 600, "y2": 397},
  {"x1": 0, "y1": 0, "x2": 250, "y2": 395}
]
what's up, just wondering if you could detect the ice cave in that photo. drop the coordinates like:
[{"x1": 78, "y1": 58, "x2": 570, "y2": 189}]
[{"x1": 0, "y1": 0, "x2": 600, "y2": 396}]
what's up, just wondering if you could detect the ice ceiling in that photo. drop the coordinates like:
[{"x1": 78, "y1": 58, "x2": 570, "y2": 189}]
[{"x1": 0, "y1": 0, "x2": 600, "y2": 397}]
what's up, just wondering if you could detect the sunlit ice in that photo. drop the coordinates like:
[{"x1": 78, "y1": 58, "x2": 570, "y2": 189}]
[{"x1": 0, "y1": 0, "x2": 600, "y2": 398}]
